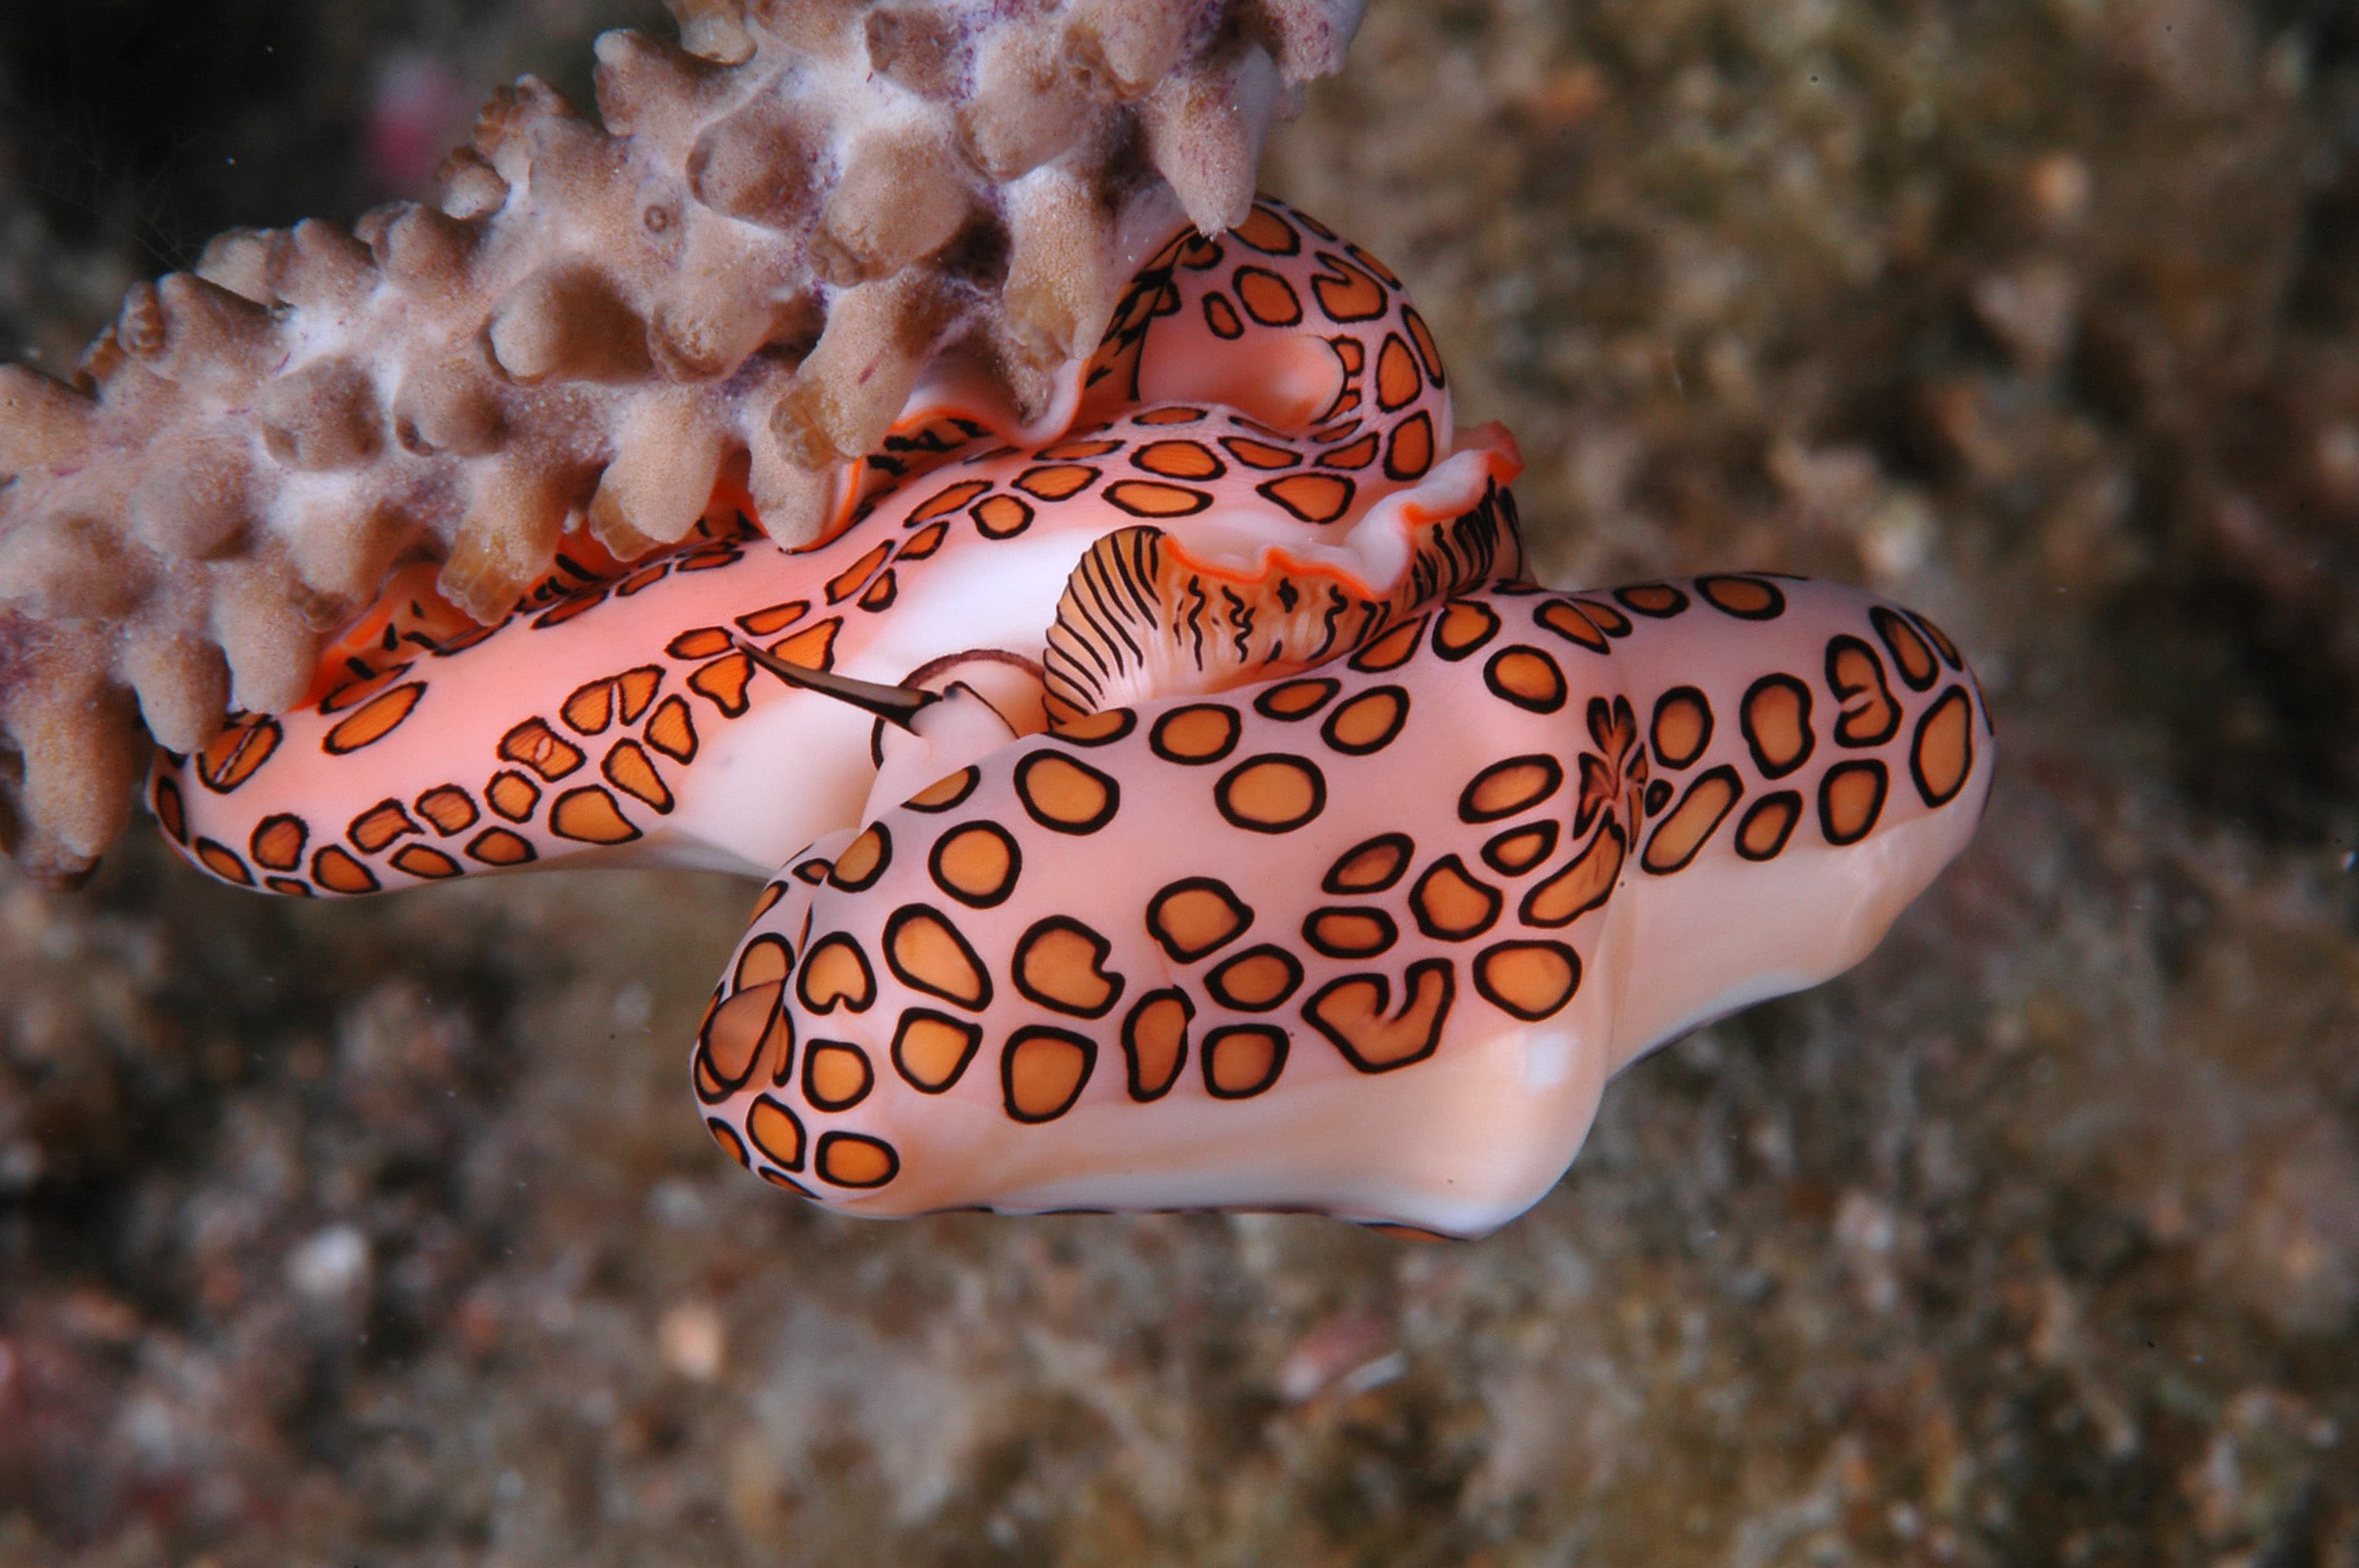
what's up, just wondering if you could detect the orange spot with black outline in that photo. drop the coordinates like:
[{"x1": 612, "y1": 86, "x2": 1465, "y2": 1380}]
[
  {"x1": 747, "y1": 1095, "x2": 805, "y2": 1171},
  {"x1": 803, "y1": 1042, "x2": 874, "y2": 1112},
  {"x1": 1735, "y1": 791, "x2": 1802, "y2": 862},
  {"x1": 415, "y1": 786, "x2": 478, "y2": 836},
  {"x1": 736, "y1": 601, "x2": 809, "y2": 637},
  {"x1": 736, "y1": 935, "x2": 794, "y2": 989},
  {"x1": 1481, "y1": 820, "x2": 1561, "y2": 876},
  {"x1": 602, "y1": 740, "x2": 673, "y2": 813},
  {"x1": 1320, "y1": 687, "x2": 1408, "y2": 756},
  {"x1": 1147, "y1": 877, "x2": 1254, "y2": 963},
  {"x1": 1520, "y1": 820, "x2": 1624, "y2": 927},
  {"x1": 1234, "y1": 266, "x2": 1304, "y2": 326},
  {"x1": 1319, "y1": 433, "x2": 1378, "y2": 469},
  {"x1": 1040, "y1": 437, "x2": 1121, "y2": 461},
  {"x1": 1872, "y1": 607, "x2": 1939, "y2": 690},
  {"x1": 322, "y1": 682, "x2": 424, "y2": 755},
  {"x1": 1348, "y1": 615, "x2": 1428, "y2": 673},
  {"x1": 1132, "y1": 440, "x2": 1223, "y2": 481},
  {"x1": 1310, "y1": 252, "x2": 1387, "y2": 321},
  {"x1": 907, "y1": 478, "x2": 991, "y2": 523},
  {"x1": 1150, "y1": 704, "x2": 1241, "y2": 764},
  {"x1": 1122, "y1": 989, "x2": 1194, "y2": 1101},
  {"x1": 249, "y1": 814, "x2": 307, "y2": 871},
  {"x1": 1303, "y1": 960, "x2": 1454, "y2": 1073},
  {"x1": 892, "y1": 1009, "x2": 982, "y2": 1093},
  {"x1": 798, "y1": 934, "x2": 878, "y2": 1014},
  {"x1": 485, "y1": 769, "x2": 540, "y2": 822},
  {"x1": 1303, "y1": 907, "x2": 1398, "y2": 959},
  {"x1": 499, "y1": 718, "x2": 583, "y2": 781},
  {"x1": 1474, "y1": 942, "x2": 1580, "y2": 1021},
  {"x1": 1001, "y1": 1026, "x2": 1096, "y2": 1123},
  {"x1": 1383, "y1": 411, "x2": 1434, "y2": 480},
  {"x1": 1403, "y1": 305, "x2": 1445, "y2": 383},
  {"x1": 561, "y1": 677, "x2": 615, "y2": 735},
  {"x1": 1699, "y1": 575, "x2": 1786, "y2": 619},
  {"x1": 549, "y1": 786, "x2": 641, "y2": 844},
  {"x1": 1233, "y1": 204, "x2": 1301, "y2": 255},
  {"x1": 1650, "y1": 688, "x2": 1714, "y2": 768},
  {"x1": 884, "y1": 906, "x2": 992, "y2": 1010},
  {"x1": 1104, "y1": 480, "x2": 1212, "y2": 517},
  {"x1": 769, "y1": 617, "x2": 844, "y2": 674},
  {"x1": 1459, "y1": 754, "x2": 1564, "y2": 822},
  {"x1": 1013, "y1": 916, "x2": 1125, "y2": 1018},
  {"x1": 349, "y1": 800, "x2": 418, "y2": 854},
  {"x1": 1016, "y1": 464, "x2": 1099, "y2": 502},
  {"x1": 311, "y1": 844, "x2": 380, "y2": 894},
  {"x1": 1615, "y1": 583, "x2": 1690, "y2": 618},
  {"x1": 194, "y1": 839, "x2": 253, "y2": 885},
  {"x1": 1323, "y1": 832, "x2": 1412, "y2": 895},
  {"x1": 1014, "y1": 751, "x2": 1120, "y2": 833},
  {"x1": 1216, "y1": 755, "x2": 1326, "y2": 833},
  {"x1": 1056, "y1": 709, "x2": 1135, "y2": 746},
  {"x1": 467, "y1": 827, "x2": 536, "y2": 866},
  {"x1": 929, "y1": 822, "x2": 1019, "y2": 907},
  {"x1": 1205, "y1": 945, "x2": 1303, "y2": 1011},
  {"x1": 645, "y1": 695, "x2": 700, "y2": 763},
  {"x1": 689, "y1": 652, "x2": 754, "y2": 717},
  {"x1": 1641, "y1": 765, "x2": 1742, "y2": 873},
  {"x1": 153, "y1": 775, "x2": 187, "y2": 843},
  {"x1": 1375, "y1": 333, "x2": 1421, "y2": 411},
  {"x1": 1255, "y1": 678, "x2": 1339, "y2": 720},
  {"x1": 1256, "y1": 472, "x2": 1354, "y2": 524},
  {"x1": 1201, "y1": 1025, "x2": 1289, "y2": 1098},
  {"x1": 1432, "y1": 600, "x2": 1501, "y2": 660},
  {"x1": 822, "y1": 825, "x2": 887, "y2": 891},
  {"x1": 391, "y1": 844, "x2": 461, "y2": 880},
  {"x1": 1819, "y1": 760, "x2": 1889, "y2": 845},
  {"x1": 973, "y1": 493, "x2": 1034, "y2": 537},
  {"x1": 1739, "y1": 675, "x2": 1815, "y2": 779},
  {"x1": 1485, "y1": 646, "x2": 1567, "y2": 713},
  {"x1": 816, "y1": 1131, "x2": 898, "y2": 1188},
  {"x1": 1535, "y1": 600, "x2": 1610, "y2": 653},
  {"x1": 616, "y1": 667, "x2": 663, "y2": 725},
  {"x1": 825, "y1": 540, "x2": 892, "y2": 604},
  {"x1": 1910, "y1": 687, "x2": 1974, "y2": 805},
  {"x1": 1409, "y1": 855, "x2": 1502, "y2": 940},
  {"x1": 667, "y1": 626, "x2": 733, "y2": 660},
  {"x1": 906, "y1": 767, "x2": 978, "y2": 812},
  {"x1": 1219, "y1": 434, "x2": 1299, "y2": 470},
  {"x1": 707, "y1": 1119, "x2": 748, "y2": 1167}
]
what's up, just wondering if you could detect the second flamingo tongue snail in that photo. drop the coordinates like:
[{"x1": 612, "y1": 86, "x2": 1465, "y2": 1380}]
[{"x1": 158, "y1": 201, "x2": 1992, "y2": 1236}]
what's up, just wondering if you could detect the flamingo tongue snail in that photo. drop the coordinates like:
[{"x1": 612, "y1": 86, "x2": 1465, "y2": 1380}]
[
  {"x1": 153, "y1": 197, "x2": 1519, "y2": 890},
  {"x1": 152, "y1": 201, "x2": 1993, "y2": 1236},
  {"x1": 701, "y1": 572, "x2": 1993, "y2": 1236}
]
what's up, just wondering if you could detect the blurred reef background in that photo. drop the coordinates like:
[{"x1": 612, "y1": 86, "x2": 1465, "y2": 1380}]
[{"x1": 2, "y1": 0, "x2": 2356, "y2": 1562}]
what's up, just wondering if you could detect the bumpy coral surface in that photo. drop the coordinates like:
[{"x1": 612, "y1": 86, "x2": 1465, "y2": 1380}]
[{"x1": 0, "y1": 0, "x2": 1365, "y2": 885}]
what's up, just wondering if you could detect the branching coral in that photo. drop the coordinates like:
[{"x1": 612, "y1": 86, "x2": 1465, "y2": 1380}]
[{"x1": 0, "y1": 0, "x2": 1367, "y2": 884}]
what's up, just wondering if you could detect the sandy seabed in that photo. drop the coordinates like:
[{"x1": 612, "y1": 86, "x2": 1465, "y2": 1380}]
[{"x1": 2, "y1": 1, "x2": 2355, "y2": 1563}]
